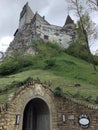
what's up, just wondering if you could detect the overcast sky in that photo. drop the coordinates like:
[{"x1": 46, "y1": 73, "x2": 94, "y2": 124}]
[{"x1": 0, "y1": 0, "x2": 98, "y2": 53}]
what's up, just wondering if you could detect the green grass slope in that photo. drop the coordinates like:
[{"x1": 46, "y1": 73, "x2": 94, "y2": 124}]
[{"x1": 0, "y1": 41, "x2": 98, "y2": 104}]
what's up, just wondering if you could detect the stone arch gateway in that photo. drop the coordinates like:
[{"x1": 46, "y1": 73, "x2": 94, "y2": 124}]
[
  {"x1": 1, "y1": 82, "x2": 98, "y2": 130},
  {"x1": 3, "y1": 83, "x2": 57, "y2": 130},
  {"x1": 22, "y1": 98, "x2": 50, "y2": 130}
]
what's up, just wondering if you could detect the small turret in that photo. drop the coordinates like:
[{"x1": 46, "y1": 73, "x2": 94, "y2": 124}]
[
  {"x1": 61, "y1": 15, "x2": 74, "y2": 31},
  {"x1": 64, "y1": 15, "x2": 74, "y2": 26},
  {"x1": 61, "y1": 15, "x2": 75, "y2": 39}
]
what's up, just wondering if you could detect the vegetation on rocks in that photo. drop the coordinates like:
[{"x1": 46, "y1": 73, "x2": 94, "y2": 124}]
[{"x1": 0, "y1": 40, "x2": 98, "y2": 104}]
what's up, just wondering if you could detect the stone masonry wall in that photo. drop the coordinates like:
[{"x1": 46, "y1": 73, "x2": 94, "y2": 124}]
[
  {"x1": 56, "y1": 97, "x2": 98, "y2": 130},
  {"x1": 0, "y1": 82, "x2": 98, "y2": 130}
]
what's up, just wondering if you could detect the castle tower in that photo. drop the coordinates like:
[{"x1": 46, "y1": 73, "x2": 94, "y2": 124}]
[
  {"x1": 61, "y1": 15, "x2": 74, "y2": 31},
  {"x1": 61, "y1": 15, "x2": 75, "y2": 40},
  {"x1": 63, "y1": 15, "x2": 74, "y2": 27},
  {"x1": 19, "y1": 2, "x2": 34, "y2": 29}
]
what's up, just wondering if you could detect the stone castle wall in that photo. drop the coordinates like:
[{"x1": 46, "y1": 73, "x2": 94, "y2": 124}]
[
  {"x1": 0, "y1": 82, "x2": 98, "y2": 130},
  {"x1": 34, "y1": 23, "x2": 73, "y2": 48}
]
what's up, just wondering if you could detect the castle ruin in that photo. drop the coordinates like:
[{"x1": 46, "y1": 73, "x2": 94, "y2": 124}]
[{"x1": 5, "y1": 2, "x2": 75, "y2": 57}]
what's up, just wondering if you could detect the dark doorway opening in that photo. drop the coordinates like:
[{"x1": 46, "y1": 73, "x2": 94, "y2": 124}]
[{"x1": 22, "y1": 98, "x2": 50, "y2": 130}]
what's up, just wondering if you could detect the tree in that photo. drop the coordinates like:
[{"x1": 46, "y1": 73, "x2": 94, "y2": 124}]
[
  {"x1": 88, "y1": 0, "x2": 98, "y2": 7},
  {"x1": 68, "y1": 0, "x2": 98, "y2": 71}
]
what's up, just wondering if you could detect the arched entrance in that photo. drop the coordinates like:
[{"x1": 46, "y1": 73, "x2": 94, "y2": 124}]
[{"x1": 22, "y1": 98, "x2": 50, "y2": 130}]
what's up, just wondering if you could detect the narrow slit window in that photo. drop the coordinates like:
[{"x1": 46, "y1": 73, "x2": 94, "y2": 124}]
[{"x1": 44, "y1": 35, "x2": 49, "y2": 40}]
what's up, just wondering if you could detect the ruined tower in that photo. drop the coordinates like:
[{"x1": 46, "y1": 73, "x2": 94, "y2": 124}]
[{"x1": 19, "y1": 2, "x2": 34, "y2": 29}]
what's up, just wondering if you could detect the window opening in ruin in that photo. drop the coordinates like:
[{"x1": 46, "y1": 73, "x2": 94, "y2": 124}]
[{"x1": 44, "y1": 35, "x2": 49, "y2": 40}]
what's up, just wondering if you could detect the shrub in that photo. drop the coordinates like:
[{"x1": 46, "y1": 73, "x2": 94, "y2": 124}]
[
  {"x1": 0, "y1": 59, "x2": 19, "y2": 75},
  {"x1": 93, "y1": 55, "x2": 98, "y2": 65},
  {"x1": 84, "y1": 96, "x2": 92, "y2": 102},
  {"x1": 44, "y1": 59, "x2": 56, "y2": 69},
  {"x1": 65, "y1": 43, "x2": 88, "y2": 60},
  {"x1": 0, "y1": 55, "x2": 33, "y2": 76},
  {"x1": 65, "y1": 42, "x2": 98, "y2": 65},
  {"x1": 64, "y1": 60, "x2": 76, "y2": 65},
  {"x1": 95, "y1": 96, "x2": 98, "y2": 104},
  {"x1": 12, "y1": 77, "x2": 33, "y2": 88},
  {"x1": 54, "y1": 87, "x2": 64, "y2": 97},
  {"x1": 73, "y1": 91, "x2": 80, "y2": 98},
  {"x1": 22, "y1": 55, "x2": 33, "y2": 67}
]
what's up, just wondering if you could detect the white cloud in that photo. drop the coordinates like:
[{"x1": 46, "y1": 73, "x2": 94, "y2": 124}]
[
  {"x1": 91, "y1": 11, "x2": 98, "y2": 25},
  {"x1": 0, "y1": 36, "x2": 13, "y2": 52},
  {"x1": 90, "y1": 39, "x2": 98, "y2": 54}
]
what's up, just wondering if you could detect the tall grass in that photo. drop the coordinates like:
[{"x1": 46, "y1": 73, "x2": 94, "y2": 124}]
[{"x1": 0, "y1": 41, "x2": 98, "y2": 104}]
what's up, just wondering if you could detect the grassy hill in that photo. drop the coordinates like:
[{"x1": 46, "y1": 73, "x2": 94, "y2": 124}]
[{"x1": 0, "y1": 41, "x2": 98, "y2": 104}]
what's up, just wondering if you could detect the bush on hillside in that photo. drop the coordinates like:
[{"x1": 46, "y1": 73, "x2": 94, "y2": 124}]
[
  {"x1": 44, "y1": 59, "x2": 56, "y2": 69},
  {"x1": 93, "y1": 55, "x2": 98, "y2": 65},
  {"x1": 95, "y1": 96, "x2": 98, "y2": 104},
  {"x1": 0, "y1": 55, "x2": 33, "y2": 76},
  {"x1": 65, "y1": 43, "x2": 98, "y2": 65},
  {"x1": 32, "y1": 40, "x2": 62, "y2": 58},
  {"x1": 65, "y1": 43, "x2": 88, "y2": 61},
  {"x1": 0, "y1": 59, "x2": 19, "y2": 75},
  {"x1": 22, "y1": 55, "x2": 33, "y2": 67},
  {"x1": 12, "y1": 77, "x2": 33, "y2": 87},
  {"x1": 54, "y1": 87, "x2": 64, "y2": 97}
]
